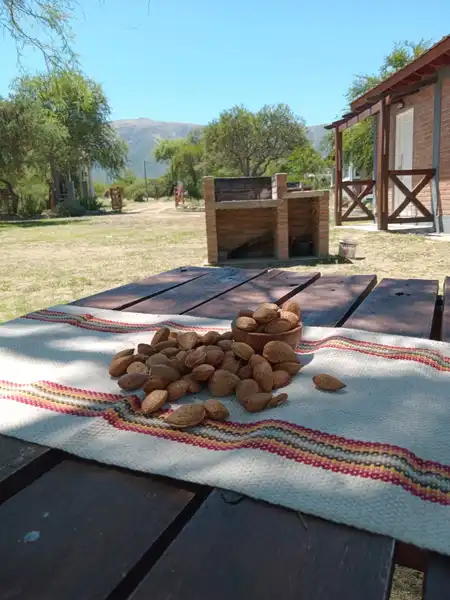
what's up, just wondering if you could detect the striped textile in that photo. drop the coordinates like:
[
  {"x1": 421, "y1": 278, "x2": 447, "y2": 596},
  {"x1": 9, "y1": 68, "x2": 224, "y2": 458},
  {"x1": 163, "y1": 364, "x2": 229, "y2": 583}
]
[{"x1": 1, "y1": 305, "x2": 450, "y2": 554}]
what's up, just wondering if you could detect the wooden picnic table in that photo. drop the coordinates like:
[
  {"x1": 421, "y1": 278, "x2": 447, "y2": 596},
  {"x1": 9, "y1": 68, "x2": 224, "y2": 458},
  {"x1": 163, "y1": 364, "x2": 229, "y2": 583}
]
[{"x1": 1, "y1": 265, "x2": 449, "y2": 600}]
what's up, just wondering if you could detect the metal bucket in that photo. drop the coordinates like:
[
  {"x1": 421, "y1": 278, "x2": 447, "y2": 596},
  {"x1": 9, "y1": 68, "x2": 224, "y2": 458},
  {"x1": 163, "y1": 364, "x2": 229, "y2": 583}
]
[{"x1": 338, "y1": 239, "x2": 357, "y2": 259}]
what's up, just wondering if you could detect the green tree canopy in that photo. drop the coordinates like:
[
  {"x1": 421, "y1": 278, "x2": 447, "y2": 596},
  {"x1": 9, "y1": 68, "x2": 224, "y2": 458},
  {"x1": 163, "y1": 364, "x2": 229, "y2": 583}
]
[
  {"x1": 13, "y1": 70, "x2": 127, "y2": 183},
  {"x1": 0, "y1": 0, "x2": 76, "y2": 67},
  {"x1": 342, "y1": 39, "x2": 432, "y2": 174},
  {"x1": 154, "y1": 132, "x2": 204, "y2": 198},
  {"x1": 203, "y1": 104, "x2": 308, "y2": 177}
]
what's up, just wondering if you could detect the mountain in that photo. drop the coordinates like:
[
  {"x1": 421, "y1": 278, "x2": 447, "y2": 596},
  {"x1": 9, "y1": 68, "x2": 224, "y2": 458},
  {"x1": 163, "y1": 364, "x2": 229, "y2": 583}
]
[{"x1": 94, "y1": 118, "x2": 327, "y2": 181}]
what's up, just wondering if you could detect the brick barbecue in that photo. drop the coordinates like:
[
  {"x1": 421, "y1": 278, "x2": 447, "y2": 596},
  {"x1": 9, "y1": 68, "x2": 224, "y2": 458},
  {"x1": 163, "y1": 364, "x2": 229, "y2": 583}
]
[{"x1": 204, "y1": 174, "x2": 329, "y2": 265}]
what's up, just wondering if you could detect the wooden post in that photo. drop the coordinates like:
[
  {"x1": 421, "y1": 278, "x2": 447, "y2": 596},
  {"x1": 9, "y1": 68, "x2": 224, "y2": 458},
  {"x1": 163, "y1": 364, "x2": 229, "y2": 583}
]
[
  {"x1": 273, "y1": 173, "x2": 289, "y2": 260},
  {"x1": 334, "y1": 128, "x2": 343, "y2": 226},
  {"x1": 203, "y1": 176, "x2": 218, "y2": 265},
  {"x1": 432, "y1": 73, "x2": 443, "y2": 232},
  {"x1": 376, "y1": 100, "x2": 390, "y2": 230},
  {"x1": 383, "y1": 101, "x2": 391, "y2": 230}
]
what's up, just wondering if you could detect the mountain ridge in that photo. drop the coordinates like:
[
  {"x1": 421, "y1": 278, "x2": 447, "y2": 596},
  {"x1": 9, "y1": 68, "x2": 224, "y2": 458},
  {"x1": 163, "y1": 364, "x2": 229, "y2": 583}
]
[{"x1": 94, "y1": 118, "x2": 327, "y2": 181}]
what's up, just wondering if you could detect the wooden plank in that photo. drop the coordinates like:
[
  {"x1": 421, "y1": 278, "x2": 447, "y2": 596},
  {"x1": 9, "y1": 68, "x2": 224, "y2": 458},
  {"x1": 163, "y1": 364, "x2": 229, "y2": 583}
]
[
  {"x1": 215, "y1": 200, "x2": 278, "y2": 209},
  {"x1": 0, "y1": 268, "x2": 213, "y2": 510},
  {"x1": 0, "y1": 437, "x2": 61, "y2": 503},
  {"x1": 188, "y1": 270, "x2": 320, "y2": 319},
  {"x1": 71, "y1": 266, "x2": 211, "y2": 310},
  {"x1": 129, "y1": 271, "x2": 395, "y2": 600},
  {"x1": 344, "y1": 278, "x2": 439, "y2": 338},
  {"x1": 387, "y1": 216, "x2": 434, "y2": 224},
  {"x1": 389, "y1": 168, "x2": 436, "y2": 176},
  {"x1": 122, "y1": 267, "x2": 266, "y2": 315},
  {"x1": 0, "y1": 460, "x2": 198, "y2": 600},
  {"x1": 130, "y1": 492, "x2": 394, "y2": 600},
  {"x1": 423, "y1": 554, "x2": 450, "y2": 600},
  {"x1": 442, "y1": 277, "x2": 450, "y2": 342},
  {"x1": 335, "y1": 128, "x2": 343, "y2": 225},
  {"x1": 288, "y1": 275, "x2": 377, "y2": 327}
]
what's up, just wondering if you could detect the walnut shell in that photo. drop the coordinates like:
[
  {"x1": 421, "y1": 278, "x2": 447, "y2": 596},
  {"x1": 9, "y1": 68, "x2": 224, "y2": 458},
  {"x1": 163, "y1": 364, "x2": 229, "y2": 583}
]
[
  {"x1": 191, "y1": 364, "x2": 215, "y2": 381},
  {"x1": 167, "y1": 379, "x2": 190, "y2": 402},
  {"x1": 313, "y1": 374, "x2": 346, "y2": 392},
  {"x1": 165, "y1": 403, "x2": 206, "y2": 428},
  {"x1": 141, "y1": 390, "x2": 168, "y2": 414},
  {"x1": 150, "y1": 364, "x2": 180, "y2": 383},
  {"x1": 153, "y1": 340, "x2": 179, "y2": 352},
  {"x1": 113, "y1": 348, "x2": 135, "y2": 360},
  {"x1": 237, "y1": 364, "x2": 253, "y2": 380},
  {"x1": 252, "y1": 304, "x2": 279, "y2": 324},
  {"x1": 136, "y1": 343, "x2": 155, "y2": 357},
  {"x1": 263, "y1": 341, "x2": 297, "y2": 364},
  {"x1": 231, "y1": 342, "x2": 254, "y2": 362},
  {"x1": 208, "y1": 370, "x2": 239, "y2": 397},
  {"x1": 178, "y1": 331, "x2": 199, "y2": 351},
  {"x1": 235, "y1": 316, "x2": 258, "y2": 332},
  {"x1": 217, "y1": 339, "x2": 233, "y2": 351},
  {"x1": 205, "y1": 347, "x2": 225, "y2": 367},
  {"x1": 282, "y1": 300, "x2": 301, "y2": 317},
  {"x1": 118, "y1": 373, "x2": 148, "y2": 391},
  {"x1": 268, "y1": 392, "x2": 288, "y2": 408},
  {"x1": 204, "y1": 399, "x2": 229, "y2": 421},
  {"x1": 182, "y1": 374, "x2": 203, "y2": 394},
  {"x1": 241, "y1": 392, "x2": 272, "y2": 413},
  {"x1": 152, "y1": 327, "x2": 170, "y2": 346},
  {"x1": 253, "y1": 362, "x2": 274, "y2": 393},
  {"x1": 109, "y1": 355, "x2": 135, "y2": 377},
  {"x1": 236, "y1": 379, "x2": 260, "y2": 403},
  {"x1": 143, "y1": 376, "x2": 171, "y2": 394},
  {"x1": 146, "y1": 353, "x2": 172, "y2": 368},
  {"x1": 202, "y1": 331, "x2": 221, "y2": 345},
  {"x1": 185, "y1": 347, "x2": 207, "y2": 370},
  {"x1": 265, "y1": 319, "x2": 293, "y2": 334},
  {"x1": 126, "y1": 362, "x2": 149, "y2": 376},
  {"x1": 272, "y1": 370, "x2": 291, "y2": 389},
  {"x1": 274, "y1": 361, "x2": 302, "y2": 375}
]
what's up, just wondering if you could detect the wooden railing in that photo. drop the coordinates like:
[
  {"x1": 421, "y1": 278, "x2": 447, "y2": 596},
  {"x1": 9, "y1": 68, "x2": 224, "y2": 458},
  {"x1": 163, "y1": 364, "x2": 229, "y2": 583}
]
[
  {"x1": 388, "y1": 169, "x2": 435, "y2": 224},
  {"x1": 339, "y1": 179, "x2": 375, "y2": 222}
]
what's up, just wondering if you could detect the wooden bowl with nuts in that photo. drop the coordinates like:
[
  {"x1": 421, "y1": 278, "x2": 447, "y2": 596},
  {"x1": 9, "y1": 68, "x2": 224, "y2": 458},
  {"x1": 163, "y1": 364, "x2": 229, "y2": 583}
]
[{"x1": 231, "y1": 301, "x2": 302, "y2": 354}]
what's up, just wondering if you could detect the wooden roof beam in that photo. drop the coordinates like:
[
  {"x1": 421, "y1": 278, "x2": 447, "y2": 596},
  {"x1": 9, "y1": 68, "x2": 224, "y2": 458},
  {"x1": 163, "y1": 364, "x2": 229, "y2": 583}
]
[{"x1": 351, "y1": 35, "x2": 450, "y2": 110}]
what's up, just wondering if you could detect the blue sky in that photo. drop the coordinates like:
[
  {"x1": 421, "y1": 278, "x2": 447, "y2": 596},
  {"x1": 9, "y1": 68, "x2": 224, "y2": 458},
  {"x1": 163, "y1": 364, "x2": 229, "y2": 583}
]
[{"x1": 1, "y1": 0, "x2": 449, "y2": 126}]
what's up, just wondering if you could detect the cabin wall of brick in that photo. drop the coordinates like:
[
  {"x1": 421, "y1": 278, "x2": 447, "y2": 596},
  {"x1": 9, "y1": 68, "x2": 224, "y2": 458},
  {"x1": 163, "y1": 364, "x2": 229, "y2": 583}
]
[
  {"x1": 439, "y1": 76, "x2": 450, "y2": 222},
  {"x1": 388, "y1": 84, "x2": 434, "y2": 213}
]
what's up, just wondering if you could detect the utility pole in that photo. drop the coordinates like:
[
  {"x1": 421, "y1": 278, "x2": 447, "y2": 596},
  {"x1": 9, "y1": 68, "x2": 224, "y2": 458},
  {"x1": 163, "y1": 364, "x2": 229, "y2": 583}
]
[{"x1": 144, "y1": 160, "x2": 149, "y2": 201}]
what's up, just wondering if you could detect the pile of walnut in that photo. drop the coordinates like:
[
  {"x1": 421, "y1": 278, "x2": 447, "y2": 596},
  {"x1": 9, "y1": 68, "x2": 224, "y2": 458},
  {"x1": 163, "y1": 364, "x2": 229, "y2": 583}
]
[
  {"x1": 108, "y1": 300, "x2": 345, "y2": 429},
  {"x1": 235, "y1": 300, "x2": 301, "y2": 333}
]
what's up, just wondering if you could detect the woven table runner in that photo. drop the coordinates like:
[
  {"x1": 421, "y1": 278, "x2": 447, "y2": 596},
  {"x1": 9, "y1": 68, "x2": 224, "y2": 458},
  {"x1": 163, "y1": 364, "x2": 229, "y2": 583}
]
[{"x1": 1, "y1": 305, "x2": 450, "y2": 555}]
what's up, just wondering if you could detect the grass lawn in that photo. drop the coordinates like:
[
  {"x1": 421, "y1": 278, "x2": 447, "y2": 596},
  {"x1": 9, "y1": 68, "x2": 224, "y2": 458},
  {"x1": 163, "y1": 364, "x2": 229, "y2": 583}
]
[
  {"x1": 1, "y1": 199, "x2": 448, "y2": 599},
  {"x1": 1, "y1": 199, "x2": 449, "y2": 324}
]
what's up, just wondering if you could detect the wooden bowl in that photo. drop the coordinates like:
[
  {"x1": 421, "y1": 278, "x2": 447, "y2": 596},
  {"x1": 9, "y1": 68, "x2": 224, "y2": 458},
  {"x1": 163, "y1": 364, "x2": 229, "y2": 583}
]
[{"x1": 231, "y1": 321, "x2": 303, "y2": 354}]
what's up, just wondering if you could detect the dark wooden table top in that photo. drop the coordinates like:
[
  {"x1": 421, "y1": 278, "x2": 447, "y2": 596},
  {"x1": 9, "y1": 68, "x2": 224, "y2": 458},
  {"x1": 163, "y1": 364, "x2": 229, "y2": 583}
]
[{"x1": 0, "y1": 265, "x2": 448, "y2": 600}]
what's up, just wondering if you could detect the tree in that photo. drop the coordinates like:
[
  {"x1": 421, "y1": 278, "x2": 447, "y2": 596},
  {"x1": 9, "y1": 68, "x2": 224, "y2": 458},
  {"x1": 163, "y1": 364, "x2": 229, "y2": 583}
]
[
  {"x1": 286, "y1": 146, "x2": 328, "y2": 187},
  {"x1": 115, "y1": 168, "x2": 137, "y2": 186},
  {"x1": 12, "y1": 69, "x2": 127, "y2": 199},
  {"x1": 203, "y1": 104, "x2": 308, "y2": 177},
  {"x1": 154, "y1": 132, "x2": 204, "y2": 198},
  {"x1": 0, "y1": 0, "x2": 76, "y2": 67},
  {"x1": 343, "y1": 40, "x2": 432, "y2": 173}
]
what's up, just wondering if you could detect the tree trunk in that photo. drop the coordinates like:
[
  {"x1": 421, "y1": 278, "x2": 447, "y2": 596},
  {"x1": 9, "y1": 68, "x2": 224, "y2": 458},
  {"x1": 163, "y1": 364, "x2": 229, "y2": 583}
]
[
  {"x1": 0, "y1": 177, "x2": 19, "y2": 214},
  {"x1": 49, "y1": 157, "x2": 60, "y2": 209}
]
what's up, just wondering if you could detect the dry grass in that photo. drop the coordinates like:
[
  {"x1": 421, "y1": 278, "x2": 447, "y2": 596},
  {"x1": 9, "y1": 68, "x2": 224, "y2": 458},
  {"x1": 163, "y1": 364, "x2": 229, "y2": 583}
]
[
  {"x1": 1, "y1": 201, "x2": 448, "y2": 599},
  {"x1": 1, "y1": 200, "x2": 448, "y2": 324}
]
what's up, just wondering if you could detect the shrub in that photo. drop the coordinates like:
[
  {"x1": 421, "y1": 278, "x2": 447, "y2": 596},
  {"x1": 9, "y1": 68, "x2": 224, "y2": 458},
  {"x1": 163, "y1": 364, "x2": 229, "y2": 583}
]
[
  {"x1": 17, "y1": 195, "x2": 47, "y2": 217},
  {"x1": 79, "y1": 195, "x2": 103, "y2": 211},
  {"x1": 94, "y1": 182, "x2": 107, "y2": 196}
]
